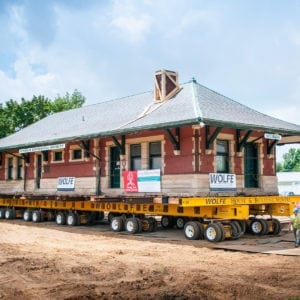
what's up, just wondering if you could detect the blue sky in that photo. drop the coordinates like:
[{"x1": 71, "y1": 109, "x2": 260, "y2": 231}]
[{"x1": 0, "y1": 0, "x2": 299, "y2": 160}]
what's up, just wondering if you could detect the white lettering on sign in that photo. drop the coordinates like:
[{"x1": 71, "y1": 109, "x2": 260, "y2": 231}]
[
  {"x1": 209, "y1": 173, "x2": 236, "y2": 191},
  {"x1": 264, "y1": 133, "x2": 282, "y2": 140},
  {"x1": 19, "y1": 144, "x2": 66, "y2": 154},
  {"x1": 57, "y1": 177, "x2": 75, "y2": 191}
]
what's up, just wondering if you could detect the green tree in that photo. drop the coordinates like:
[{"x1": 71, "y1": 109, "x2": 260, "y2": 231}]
[
  {"x1": 0, "y1": 90, "x2": 85, "y2": 138},
  {"x1": 51, "y1": 90, "x2": 85, "y2": 113},
  {"x1": 281, "y1": 148, "x2": 300, "y2": 171}
]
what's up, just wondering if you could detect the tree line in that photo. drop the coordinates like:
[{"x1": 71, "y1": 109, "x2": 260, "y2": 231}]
[
  {"x1": 0, "y1": 90, "x2": 85, "y2": 138},
  {"x1": 276, "y1": 148, "x2": 300, "y2": 172}
]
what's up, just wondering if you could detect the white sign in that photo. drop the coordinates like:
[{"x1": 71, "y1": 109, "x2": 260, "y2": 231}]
[
  {"x1": 138, "y1": 169, "x2": 161, "y2": 192},
  {"x1": 264, "y1": 133, "x2": 282, "y2": 140},
  {"x1": 57, "y1": 177, "x2": 75, "y2": 191},
  {"x1": 209, "y1": 173, "x2": 236, "y2": 191},
  {"x1": 19, "y1": 143, "x2": 66, "y2": 154}
]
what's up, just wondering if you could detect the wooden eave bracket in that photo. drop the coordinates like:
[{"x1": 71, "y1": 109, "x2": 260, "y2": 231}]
[
  {"x1": 80, "y1": 140, "x2": 91, "y2": 158},
  {"x1": 165, "y1": 128, "x2": 180, "y2": 151},
  {"x1": 111, "y1": 135, "x2": 126, "y2": 155},
  {"x1": 206, "y1": 126, "x2": 222, "y2": 149},
  {"x1": 236, "y1": 130, "x2": 253, "y2": 152},
  {"x1": 79, "y1": 140, "x2": 101, "y2": 161},
  {"x1": 4, "y1": 150, "x2": 24, "y2": 160},
  {"x1": 267, "y1": 139, "x2": 278, "y2": 155}
]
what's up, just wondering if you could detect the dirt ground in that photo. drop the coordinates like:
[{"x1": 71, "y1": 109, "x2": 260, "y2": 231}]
[{"x1": 0, "y1": 220, "x2": 300, "y2": 300}]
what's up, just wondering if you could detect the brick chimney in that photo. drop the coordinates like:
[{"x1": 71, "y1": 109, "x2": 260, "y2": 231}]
[{"x1": 154, "y1": 69, "x2": 180, "y2": 101}]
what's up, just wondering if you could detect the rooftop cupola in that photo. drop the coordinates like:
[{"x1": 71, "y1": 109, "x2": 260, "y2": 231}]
[{"x1": 154, "y1": 69, "x2": 180, "y2": 102}]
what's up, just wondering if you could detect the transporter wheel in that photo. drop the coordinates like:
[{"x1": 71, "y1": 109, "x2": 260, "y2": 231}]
[
  {"x1": 184, "y1": 221, "x2": 201, "y2": 240},
  {"x1": 236, "y1": 220, "x2": 247, "y2": 234},
  {"x1": 0, "y1": 208, "x2": 6, "y2": 219},
  {"x1": 141, "y1": 218, "x2": 154, "y2": 232},
  {"x1": 107, "y1": 212, "x2": 115, "y2": 224},
  {"x1": 161, "y1": 216, "x2": 173, "y2": 228},
  {"x1": 270, "y1": 218, "x2": 282, "y2": 235},
  {"x1": 204, "y1": 223, "x2": 223, "y2": 243},
  {"x1": 56, "y1": 212, "x2": 66, "y2": 225},
  {"x1": 148, "y1": 217, "x2": 157, "y2": 232},
  {"x1": 249, "y1": 219, "x2": 268, "y2": 235},
  {"x1": 32, "y1": 210, "x2": 43, "y2": 223},
  {"x1": 125, "y1": 217, "x2": 140, "y2": 234},
  {"x1": 67, "y1": 212, "x2": 78, "y2": 226},
  {"x1": 110, "y1": 216, "x2": 124, "y2": 232},
  {"x1": 194, "y1": 221, "x2": 205, "y2": 239},
  {"x1": 23, "y1": 210, "x2": 32, "y2": 222},
  {"x1": 217, "y1": 223, "x2": 226, "y2": 242},
  {"x1": 136, "y1": 217, "x2": 143, "y2": 233},
  {"x1": 175, "y1": 217, "x2": 186, "y2": 229},
  {"x1": 5, "y1": 208, "x2": 15, "y2": 219},
  {"x1": 229, "y1": 221, "x2": 243, "y2": 240},
  {"x1": 47, "y1": 211, "x2": 56, "y2": 222}
]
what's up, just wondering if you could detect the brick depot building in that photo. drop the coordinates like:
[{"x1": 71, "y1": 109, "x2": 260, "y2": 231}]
[{"x1": 0, "y1": 70, "x2": 300, "y2": 197}]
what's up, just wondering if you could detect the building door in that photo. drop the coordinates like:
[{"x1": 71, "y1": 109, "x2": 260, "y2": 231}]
[
  {"x1": 110, "y1": 147, "x2": 120, "y2": 188},
  {"x1": 244, "y1": 143, "x2": 259, "y2": 188},
  {"x1": 36, "y1": 154, "x2": 42, "y2": 189}
]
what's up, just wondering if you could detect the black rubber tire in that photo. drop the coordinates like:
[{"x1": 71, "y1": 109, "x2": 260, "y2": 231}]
[
  {"x1": 194, "y1": 221, "x2": 205, "y2": 239},
  {"x1": 32, "y1": 210, "x2": 42, "y2": 223},
  {"x1": 107, "y1": 212, "x2": 115, "y2": 224},
  {"x1": 249, "y1": 219, "x2": 268, "y2": 235},
  {"x1": 230, "y1": 221, "x2": 243, "y2": 240},
  {"x1": 125, "y1": 217, "x2": 140, "y2": 234},
  {"x1": 236, "y1": 220, "x2": 247, "y2": 234},
  {"x1": 136, "y1": 217, "x2": 143, "y2": 233},
  {"x1": 175, "y1": 217, "x2": 186, "y2": 229},
  {"x1": 5, "y1": 208, "x2": 15, "y2": 219},
  {"x1": 56, "y1": 212, "x2": 66, "y2": 225},
  {"x1": 23, "y1": 210, "x2": 32, "y2": 222},
  {"x1": 161, "y1": 216, "x2": 173, "y2": 228},
  {"x1": 270, "y1": 218, "x2": 282, "y2": 235},
  {"x1": 148, "y1": 217, "x2": 157, "y2": 232},
  {"x1": 184, "y1": 221, "x2": 201, "y2": 240},
  {"x1": 141, "y1": 218, "x2": 154, "y2": 232},
  {"x1": 110, "y1": 216, "x2": 124, "y2": 232},
  {"x1": 259, "y1": 219, "x2": 269, "y2": 235},
  {"x1": 0, "y1": 208, "x2": 5, "y2": 219},
  {"x1": 217, "y1": 223, "x2": 226, "y2": 242},
  {"x1": 204, "y1": 223, "x2": 223, "y2": 242},
  {"x1": 67, "y1": 212, "x2": 78, "y2": 226},
  {"x1": 47, "y1": 211, "x2": 56, "y2": 222}
]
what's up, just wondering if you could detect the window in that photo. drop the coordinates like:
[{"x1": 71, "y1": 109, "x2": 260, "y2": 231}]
[
  {"x1": 216, "y1": 140, "x2": 229, "y2": 173},
  {"x1": 72, "y1": 149, "x2": 82, "y2": 160},
  {"x1": 130, "y1": 144, "x2": 141, "y2": 170},
  {"x1": 17, "y1": 157, "x2": 23, "y2": 179},
  {"x1": 7, "y1": 157, "x2": 13, "y2": 180},
  {"x1": 53, "y1": 151, "x2": 63, "y2": 162},
  {"x1": 149, "y1": 142, "x2": 162, "y2": 169}
]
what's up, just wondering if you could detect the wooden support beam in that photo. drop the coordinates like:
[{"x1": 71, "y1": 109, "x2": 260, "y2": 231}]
[
  {"x1": 79, "y1": 140, "x2": 101, "y2": 161},
  {"x1": 267, "y1": 139, "x2": 278, "y2": 155},
  {"x1": 206, "y1": 126, "x2": 222, "y2": 149},
  {"x1": 237, "y1": 130, "x2": 252, "y2": 152},
  {"x1": 80, "y1": 140, "x2": 90, "y2": 158},
  {"x1": 165, "y1": 128, "x2": 180, "y2": 151},
  {"x1": 111, "y1": 135, "x2": 126, "y2": 155}
]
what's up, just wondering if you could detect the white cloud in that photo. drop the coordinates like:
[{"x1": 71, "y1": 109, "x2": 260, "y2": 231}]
[{"x1": 109, "y1": 0, "x2": 152, "y2": 43}]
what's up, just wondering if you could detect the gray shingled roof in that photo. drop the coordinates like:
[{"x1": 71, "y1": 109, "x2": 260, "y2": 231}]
[{"x1": 1, "y1": 80, "x2": 300, "y2": 151}]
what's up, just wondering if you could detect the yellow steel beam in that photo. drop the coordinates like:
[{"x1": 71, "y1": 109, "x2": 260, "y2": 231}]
[{"x1": 181, "y1": 196, "x2": 299, "y2": 207}]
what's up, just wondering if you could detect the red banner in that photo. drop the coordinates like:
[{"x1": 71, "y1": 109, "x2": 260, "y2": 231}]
[{"x1": 123, "y1": 171, "x2": 138, "y2": 192}]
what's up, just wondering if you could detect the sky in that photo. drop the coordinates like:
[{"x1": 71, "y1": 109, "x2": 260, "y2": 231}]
[{"x1": 0, "y1": 0, "x2": 299, "y2": 161}]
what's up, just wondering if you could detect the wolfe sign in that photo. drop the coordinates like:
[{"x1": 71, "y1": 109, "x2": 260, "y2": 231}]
[{"x1": 209, "y1": 173, "x2": 236, "y2": 191}]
